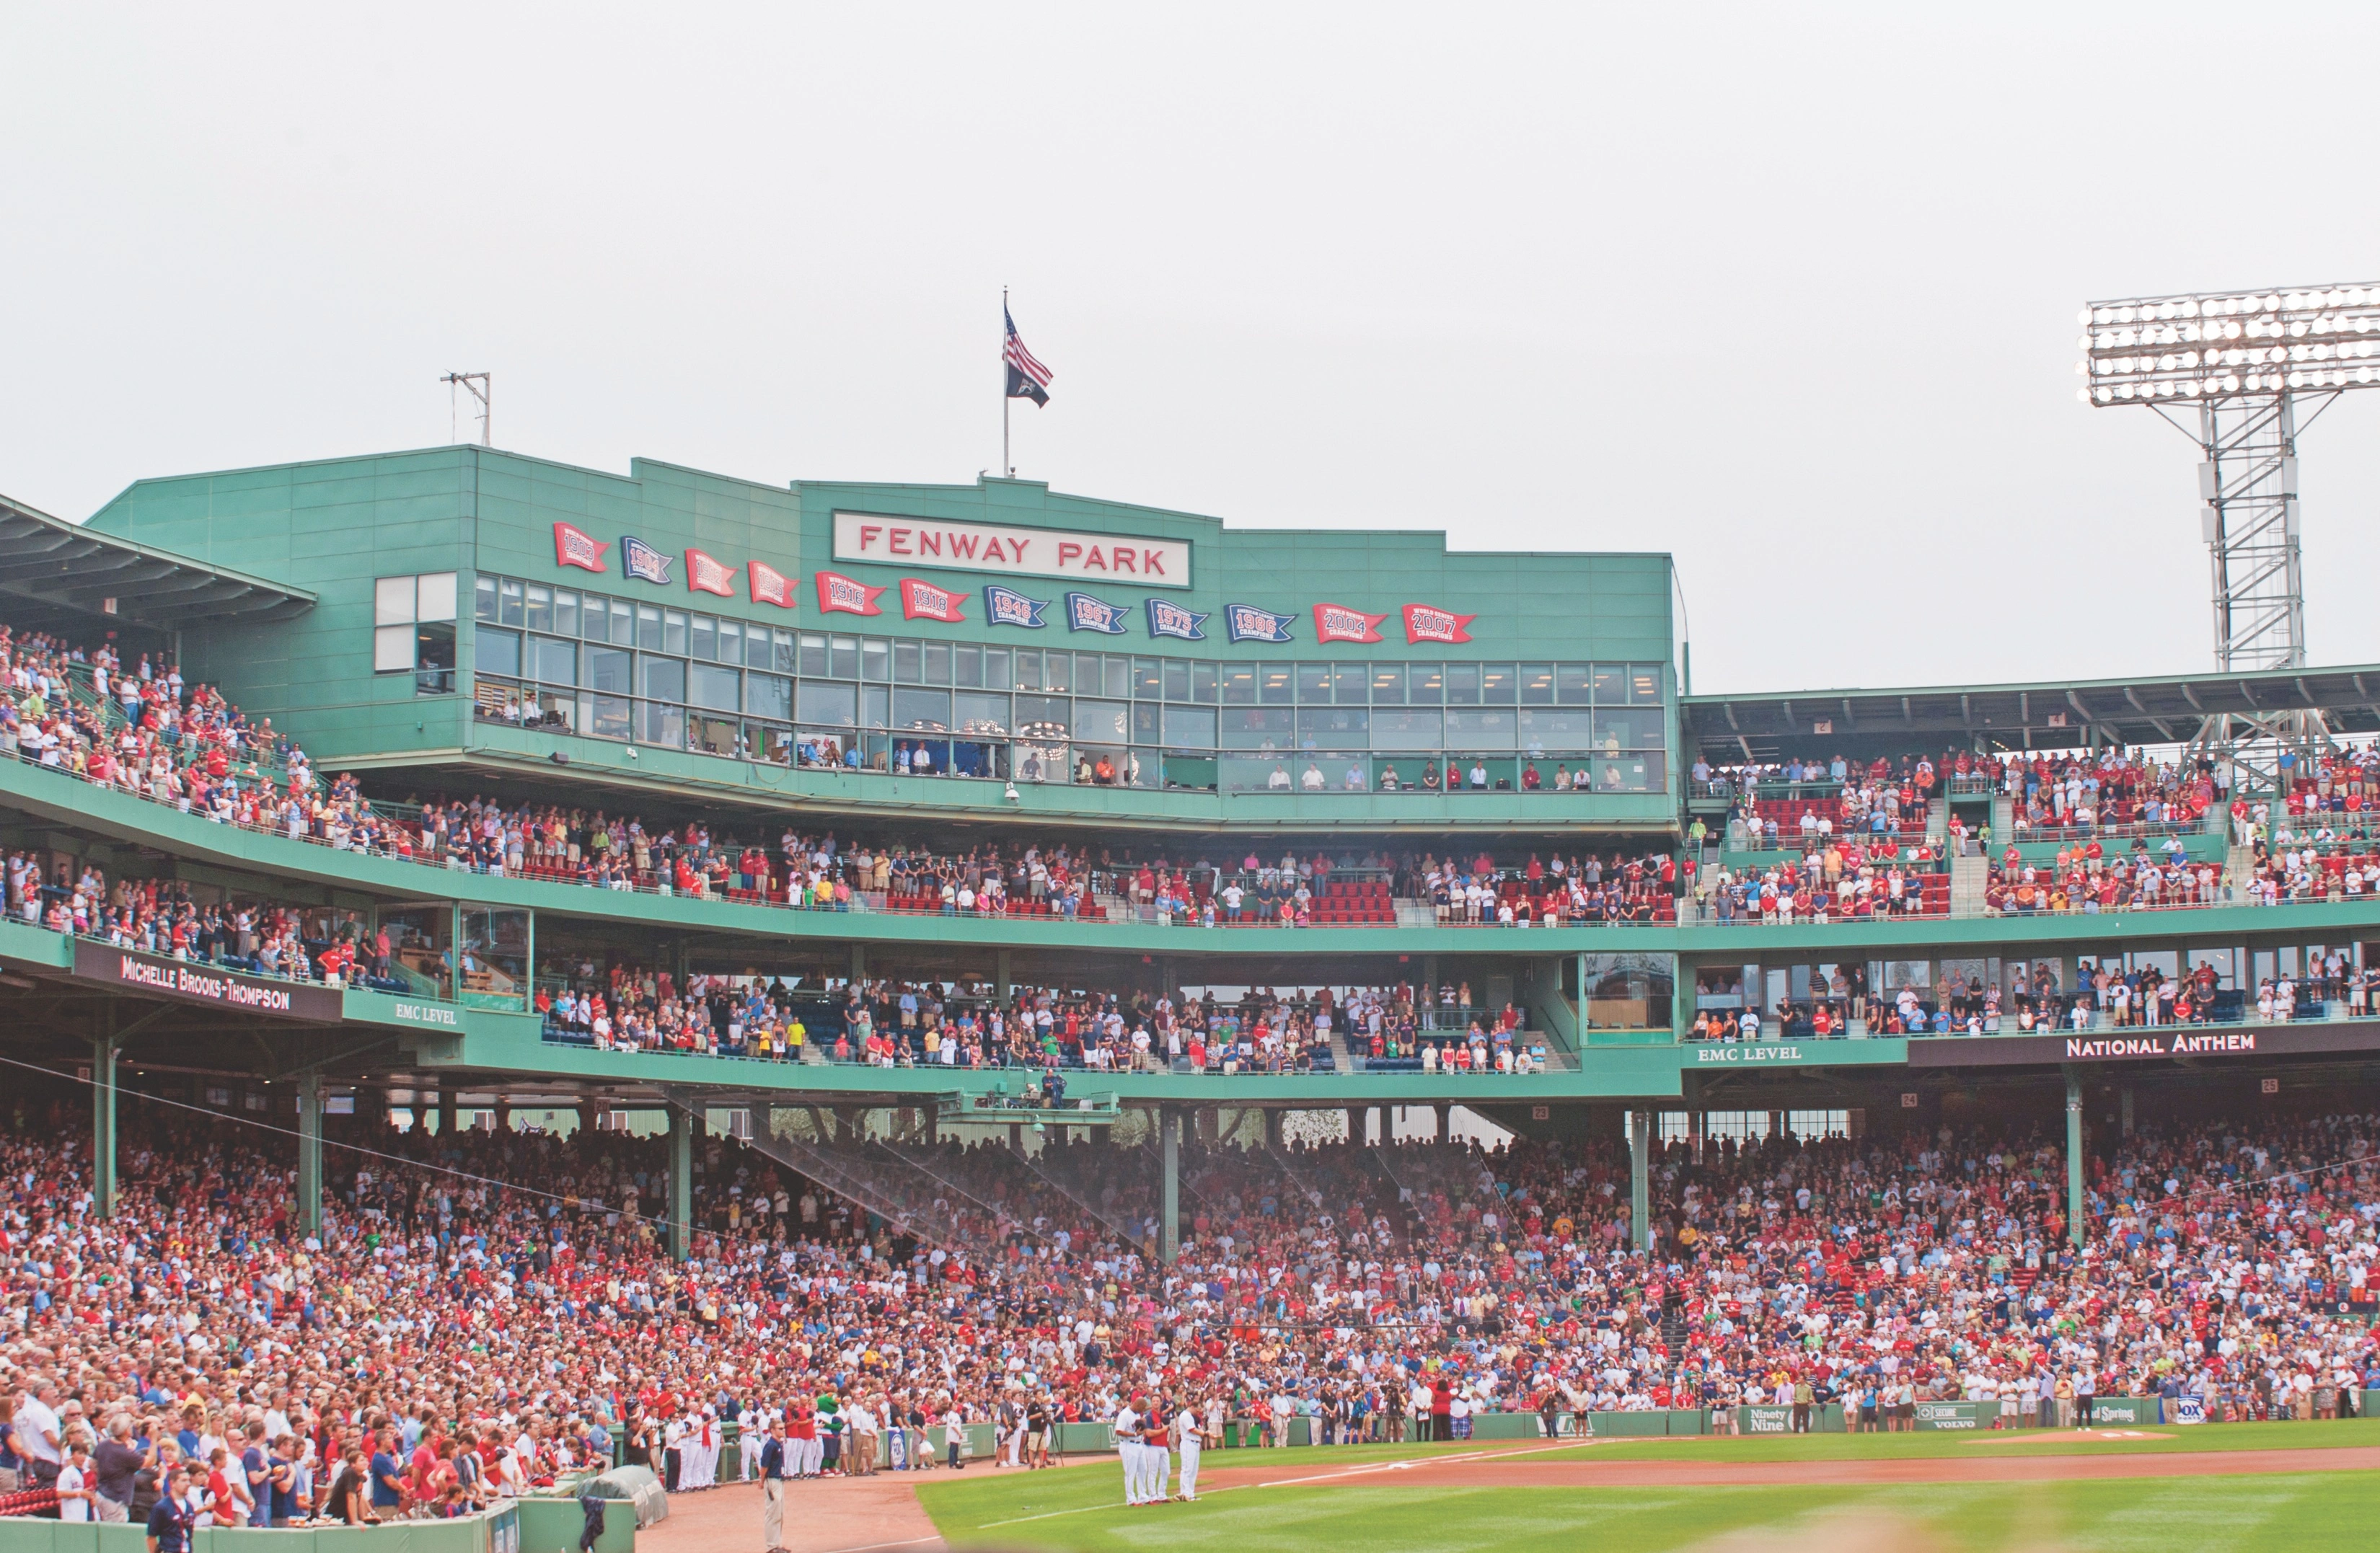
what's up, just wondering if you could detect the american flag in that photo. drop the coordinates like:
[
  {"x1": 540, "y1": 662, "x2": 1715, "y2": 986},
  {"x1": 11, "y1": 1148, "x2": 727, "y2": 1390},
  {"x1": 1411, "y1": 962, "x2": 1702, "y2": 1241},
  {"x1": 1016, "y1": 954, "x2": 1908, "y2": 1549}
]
[{"x1": 1005, "y1": 304, "x2": 1052, "y2": 406}]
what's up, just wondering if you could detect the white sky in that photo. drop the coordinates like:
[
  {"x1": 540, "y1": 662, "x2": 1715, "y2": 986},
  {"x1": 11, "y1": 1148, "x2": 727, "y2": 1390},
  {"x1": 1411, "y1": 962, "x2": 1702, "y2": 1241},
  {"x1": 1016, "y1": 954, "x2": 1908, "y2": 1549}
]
[{"x1": 8, "y1": 5, "x2": 2380, "y2": 693}]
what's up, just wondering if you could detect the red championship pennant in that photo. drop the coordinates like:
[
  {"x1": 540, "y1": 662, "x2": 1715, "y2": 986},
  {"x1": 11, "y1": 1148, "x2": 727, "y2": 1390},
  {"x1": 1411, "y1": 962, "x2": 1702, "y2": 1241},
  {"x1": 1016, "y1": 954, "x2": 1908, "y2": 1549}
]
[
  {"x1": 900, "y1": 578, "x2": 969, "y2": 622},
  {"x1": 685, "y1": 549, "x2": 739, "y2": 597},
  {"x1": 815, "y1": 571, "x2": 886, "y2": 616},
  {"x1": 552, "y1": 523, "x2": 609, "y2": 573},
  {"x1": 747, "y1": 560, "x2": 798, "y2": 609},
  {"x1": 1312, "y1": 603, "x2": 1388, "y2": 644},
  {"x1": 1401, "y1": 603, "x2": 1476, "y2": 645}
]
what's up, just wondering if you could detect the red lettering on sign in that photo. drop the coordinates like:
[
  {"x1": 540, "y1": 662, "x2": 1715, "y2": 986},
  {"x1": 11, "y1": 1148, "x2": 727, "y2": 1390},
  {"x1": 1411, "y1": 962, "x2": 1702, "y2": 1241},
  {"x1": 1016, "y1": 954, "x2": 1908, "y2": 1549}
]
[
  {"x1": 1113, "y1": 549, "x2": 1136, "y2": 574},
  {"x1": 1058, "y1": 542, "x2": 1082, "y2": 568},
  {"x1": 889, "y1": 528, "x2": 912, "y2": 555},
  {"x1": 920, "y1": 531, "x2": 942, "y2": 557},
  {"x1": 1144, "y1": 549, "x2": 1165, "y2": 575},
  {"x1": 858, "y1": 525, "x2": 881, "y2": 552},
  {"x1": 951, "y1": 533, "x2": 979, "y2": 559},
  {"x1": 1084, "y1": 547, "x2": 1107, "y2": 570},
  {"x1": 1005, "y1": 538, "x2": 1027, "y2": 563}
]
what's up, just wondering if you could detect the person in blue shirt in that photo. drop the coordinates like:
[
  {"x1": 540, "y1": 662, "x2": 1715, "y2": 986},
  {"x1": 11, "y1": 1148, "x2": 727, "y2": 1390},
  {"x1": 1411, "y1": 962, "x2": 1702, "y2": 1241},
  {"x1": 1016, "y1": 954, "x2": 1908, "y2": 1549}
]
[
  {"x1": 145, "y1": 1468, "x2": 196, "y2": 1553},
  {"x1": 369, "y1": 1428, "x2": 405, "y2": 1513}
]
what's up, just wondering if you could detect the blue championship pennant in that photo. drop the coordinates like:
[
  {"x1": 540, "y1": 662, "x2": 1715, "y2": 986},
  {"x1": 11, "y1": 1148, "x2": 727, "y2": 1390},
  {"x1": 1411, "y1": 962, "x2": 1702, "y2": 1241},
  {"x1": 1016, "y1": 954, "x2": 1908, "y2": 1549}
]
[
  {"x1": 1145, "y1": 598, "x2": 1209, "y2": 641},
  {"x1": 1065, "y1": 592, "x2": 1130, "y2": 634},
  {"x1": 1224, "y1": 603, "x2": 1296, "y2": 643},
  {"x1": 620, "y1": 536, "x2": 673, "y2": 585},
  {"x1": 984, "y1": 585, "x2": 1049, "y2": 629}
]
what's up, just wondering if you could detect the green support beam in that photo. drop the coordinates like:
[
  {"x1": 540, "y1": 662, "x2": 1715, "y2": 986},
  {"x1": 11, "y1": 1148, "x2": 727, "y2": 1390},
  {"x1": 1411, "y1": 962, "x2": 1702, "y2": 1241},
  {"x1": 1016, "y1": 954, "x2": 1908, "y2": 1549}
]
[
  {"x1": 92, "y1": 1034, "x2": 118, "y2": 1221},
  {"x1": 1629, "y1": 1107, "x2": 1651, "y2": 1253},
  {"x1": 669, "y1": 1105, "x2": 693, "y2": 1262},
  {"x1": 2064, "y1": 1065, "x2": 2086, "y2": 1248},
  {"x1": 295, "y1": 1072, "x2": 324, "y2": 1242},
  {"x1": 1160, "y1": 1106, "x2": 1181, "y2": 1265}
]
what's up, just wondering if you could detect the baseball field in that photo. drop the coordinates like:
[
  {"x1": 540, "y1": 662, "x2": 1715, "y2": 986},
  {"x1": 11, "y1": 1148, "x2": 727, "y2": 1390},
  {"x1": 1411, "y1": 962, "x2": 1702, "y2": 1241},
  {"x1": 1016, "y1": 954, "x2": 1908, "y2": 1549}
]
[{"x1": 909, "y1": 1420, "x2": 2380, "y2": 1552}]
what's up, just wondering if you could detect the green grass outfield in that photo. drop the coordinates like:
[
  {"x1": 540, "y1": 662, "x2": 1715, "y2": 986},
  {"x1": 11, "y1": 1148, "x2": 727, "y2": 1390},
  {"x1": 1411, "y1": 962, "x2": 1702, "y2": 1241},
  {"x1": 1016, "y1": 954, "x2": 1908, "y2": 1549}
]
[{"x1": 911, "y1": 1421, "x2": 2380, "y2": 1552}]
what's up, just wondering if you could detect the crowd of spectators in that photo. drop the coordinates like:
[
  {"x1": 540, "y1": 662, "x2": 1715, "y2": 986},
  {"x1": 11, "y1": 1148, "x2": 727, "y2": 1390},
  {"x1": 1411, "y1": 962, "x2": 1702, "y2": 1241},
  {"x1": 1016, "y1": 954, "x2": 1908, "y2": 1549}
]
[{"x1": 2, "y1": 1086, "x2": 2377, "y2": 1528}]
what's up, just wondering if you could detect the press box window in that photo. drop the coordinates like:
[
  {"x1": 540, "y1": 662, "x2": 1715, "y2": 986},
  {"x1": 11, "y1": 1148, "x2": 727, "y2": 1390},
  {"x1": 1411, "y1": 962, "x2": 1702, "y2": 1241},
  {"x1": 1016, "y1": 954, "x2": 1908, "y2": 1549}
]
[{"x1": 375, "y1": 573, "x2": 458, "y2": 693}]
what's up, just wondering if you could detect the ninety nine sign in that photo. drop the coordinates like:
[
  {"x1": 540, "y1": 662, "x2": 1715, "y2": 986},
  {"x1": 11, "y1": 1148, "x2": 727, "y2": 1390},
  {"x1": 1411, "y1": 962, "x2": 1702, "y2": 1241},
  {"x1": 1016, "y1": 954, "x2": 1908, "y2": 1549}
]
[
  {"x1": 834, "y1": 513, "x2": 1191, "y2": 588},
  {"x1": 73, "y1": 940, "x2": 343, "y2": 1022}
]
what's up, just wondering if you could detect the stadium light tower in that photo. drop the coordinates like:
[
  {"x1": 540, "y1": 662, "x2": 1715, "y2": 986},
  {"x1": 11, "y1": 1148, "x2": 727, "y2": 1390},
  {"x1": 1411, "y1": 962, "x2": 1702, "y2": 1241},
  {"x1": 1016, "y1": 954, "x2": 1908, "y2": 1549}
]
[{"x1": 2079, "y1": 283, "x2": 2380, "y2": 673}]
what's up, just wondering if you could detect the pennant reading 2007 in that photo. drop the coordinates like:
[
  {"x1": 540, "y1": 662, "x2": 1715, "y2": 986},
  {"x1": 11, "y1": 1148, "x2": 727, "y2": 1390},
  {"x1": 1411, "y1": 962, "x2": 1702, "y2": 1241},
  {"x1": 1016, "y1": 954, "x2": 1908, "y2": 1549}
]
[
  {"x1": 984, "y1": 586, "x2": 1049, "y2": 629},
  {"x1": 900, "y1": 578, "x2": 969, "y2": 623},
  {"x1": 1401, "y1": 603, "x2": 1476, "y2": 645},
  {"x1": 1146, "y1": 599, "x2": 1207, "y2": 641},
  {"x1": 1067, "y1": 593, "x2": 1129, "y2": 634}
]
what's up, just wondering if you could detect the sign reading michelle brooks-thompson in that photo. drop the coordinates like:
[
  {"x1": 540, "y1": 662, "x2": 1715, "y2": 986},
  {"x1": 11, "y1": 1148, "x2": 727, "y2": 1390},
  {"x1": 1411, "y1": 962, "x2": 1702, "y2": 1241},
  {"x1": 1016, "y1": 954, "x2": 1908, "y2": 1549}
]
[
  {"x1": 73, "y1": 940, "x2": 343, "y2": 1022},
  {"x1": 834, "y1": 513, "x2": 1191, "y2": 588}
]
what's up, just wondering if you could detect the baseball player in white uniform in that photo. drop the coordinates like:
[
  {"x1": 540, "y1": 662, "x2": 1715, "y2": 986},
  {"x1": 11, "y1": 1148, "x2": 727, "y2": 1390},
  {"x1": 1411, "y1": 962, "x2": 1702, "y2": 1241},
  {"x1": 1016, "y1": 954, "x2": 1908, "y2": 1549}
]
[
  {"x1": 1114, "y1": 1401, "x2": 1143, "y2": 1504},
  {"x1": 1173, "y1": 1398, "x2": 1204, "y2": 1501}
]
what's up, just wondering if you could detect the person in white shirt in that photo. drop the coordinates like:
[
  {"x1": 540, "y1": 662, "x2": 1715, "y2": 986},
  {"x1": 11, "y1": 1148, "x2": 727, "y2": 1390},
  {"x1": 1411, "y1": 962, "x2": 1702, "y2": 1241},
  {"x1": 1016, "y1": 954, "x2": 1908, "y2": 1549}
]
[
  {"x1": 56, "y1": 1445, "x2": 93, "y2": 1522},
  {"x1": 1113, "y1": 1402, "x2": 1143, "y2": 1505},
  {"x1": 739, "y1": 1410, "x2": 767, "y2": 1485},
  {"x1": 1174, "y1": 1400, "x2": 1204, "y2": 1501}
]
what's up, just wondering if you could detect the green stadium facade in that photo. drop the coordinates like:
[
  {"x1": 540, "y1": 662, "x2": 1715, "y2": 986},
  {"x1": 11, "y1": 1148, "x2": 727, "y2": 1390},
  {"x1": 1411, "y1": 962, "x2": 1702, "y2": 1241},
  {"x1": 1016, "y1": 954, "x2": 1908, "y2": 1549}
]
[{"x1": 5, "y1": 444, "x2": 2378, "y2": 1261}]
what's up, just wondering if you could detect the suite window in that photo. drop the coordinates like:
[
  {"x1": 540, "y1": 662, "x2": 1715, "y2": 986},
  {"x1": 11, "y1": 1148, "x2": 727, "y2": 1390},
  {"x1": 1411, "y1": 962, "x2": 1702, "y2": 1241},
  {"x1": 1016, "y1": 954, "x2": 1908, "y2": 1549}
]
[{"x1": 374, "y1": 572, "x2": 458, "y2": 694}]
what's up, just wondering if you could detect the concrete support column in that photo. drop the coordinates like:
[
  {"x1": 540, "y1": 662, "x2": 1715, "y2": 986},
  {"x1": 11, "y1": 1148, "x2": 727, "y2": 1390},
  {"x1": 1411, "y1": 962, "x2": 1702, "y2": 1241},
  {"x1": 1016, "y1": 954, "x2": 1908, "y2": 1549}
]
[
  {"x1": 2120, "y1": 1086, "x2": 2134, "y2": 1138},
  {"x1": 438, "y1": 1091, "x2": 457, "y2": 1138},
  {"x1": 495, "y1": 1098, "x2": 512, "y2": 1134},
  {"x1": 1263, "y1": 1110, "x2": 1283, "y2": 1149},
  {"x1": 578, "y1": 1096, "x2": 599, "y2": 1137},
  {"x1": 850, "y1": 944, "x2": 867, "y2": 987},
  {"x1": 92, "y1": 1035, "x2": 118, "y2": 1221},
  {"x1": 920, "y1": 1101, "x2": 938, "y2": 1143},
  {"x1": 995, "y1": 950, "x2": 1013, "y2": 1004},
  {"x1": 1160, "y1": 1107, "x2": 1181, "y2": 1265},
  {"x1": 668, "y1": 1105, "x2": 694, "y2": 1262},
  {"x1": 1008, "y1": 1123, "x2": 1024, "y2": 1154},
  {"x1": 1434, "y1": 1103, "x2": 1452, "y2": 1144},
  {"x1": 754, "y1": 1101, "x2": 775, "y2": 1143},
  {"x1": 2064, "y1": 1065, "x2": 2086, "y2": 1248},
  {"x1": 1630, "y1": 1108, "x2": 1652, "y2": 1253},
  {"x1": 295, "y1": 1071, "x2": 324, "y2": 1242},
  {"x1": 1347, "y1": 1107, "x2": 1365, "y2": 1145}
]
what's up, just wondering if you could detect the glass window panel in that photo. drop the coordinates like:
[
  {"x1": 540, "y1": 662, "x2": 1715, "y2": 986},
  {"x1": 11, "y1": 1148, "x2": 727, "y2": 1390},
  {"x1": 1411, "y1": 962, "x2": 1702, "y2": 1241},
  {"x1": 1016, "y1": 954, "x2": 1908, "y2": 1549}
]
[
  {"x1": 1259, "y1": 664, "x2": 1294, "y2": 704},
  {"x1": 861, "y1": 686, "x2": 889, "y2": 730},
  {"x1": 953, "y1": 645, "x2": 983, "y2": 689},
  {"x1": 662, "y1": 611, "x2": 686, "y2": 655},
  {"x1": 1072, "y1": 697, "x2": 1130, "y2": 743},
  {"x1": 638, "y1": 656, "x2": 685, "y2": 703},
  {"x1": 1409, "y1": 663, "x2": 1445, "y2": 704},
  {"x1": 1045, "y1": 652, "x2": 1072, "y2": 694},
  {"x1": 552, "y1": 590, "x2": 579, "y2": 638},
  {"x1": 1013, "y1": 648, "x2": 1042, "y2": 691},
  {"x1": 498, "y1": 579, "x2": 524, "y2": 627},
  {"x1": 474, "y1": 575, "x2": 499, "y2": 623},
  {"x1": 1333, "y1": 664, "x2": 1367, "y2": 703},
  {"x1": 609, "y1": 601, "x2": 633, "y2": 646},
  {"x1": 955, "y1": 691, "x2": 1009, "y2": 735},
  {"x1": 1519, "y1": 663, "x2": 1555, "y2": 704},
  {"x1": 1557, "y1": 663, "x2": 1593, "y2": 704},
  {"x1": 1370, "y1": 664, "x2": 1405, "y2": 704},
  {"x1": 843, "y1": 637, "x2": 871, "y2": 680},
  {"x1": 798, "y1": 633, "x2": 829, "y2": 677},
  {"x1": 1481, "y1": 664, "x2": 1516, "y2": 704},
  {"x1": 1445, "y1": 663, "x2": 1481, "y2": 704},
  {"x1": 984, "y1": 647, "x2": 1010, "y2": 691},
  {"x1": 1297, "y1": 707, "x2": 1370, "y2": 742},
  {"x1": 892, "y1": 687, "x2": 952, "y2": 730},
  {"x1": 1219, "y1": 664, "x2": 1256, "y2": 704},
  {"x1": 1591, "y1": 663, "x2": 1626, "y2": 702},
  {"x1": 1163, "y1": 705, "x2": 1217, "y2": 748},
  {"x1": 1446, "y1": 707, "x2": 1516, "y2": 748},
  {"x1": 1163, "y1": 658, "x2": 1192, "y2": 701},
  {"x1": 635, "y1": 605, "x2": 662, "y2": 650},
  {"x1": 1297, "y1": 663, "x2": 1332, "y2": 702},
  {"x1": 524, "y1": 585, "x2": 551, "y2": 634},
  {"x1": 376, "y1": 575, "x2": 418, "y2": 626},
  {"x1": 1628, "y1": 663, "x2": 1665, "y2": 704},
  {"x1": 588, "y1": 694, "x2": 631, "y2": 740},
  {"x1": 532, "y1": 637, "x2": 576, "y2": 686},
  {"x1": 1013, "y1": 694, "x2": 1070, "y2": 739},
  {"x1": 1191, "y1": 661, "x2": 1218, "y2": 702},
  {"x1": 1219, "y1": 707, "x2": 1294, "y2": 749},
  {"x1": 893, "y1": 640, "x2": 922, "y2": 683},
  {"x1": 689, "y1": 614, "x2": 716, "y2": 660},
  {"x1": 922, "y1": 641, "x2": 953, "y2": 684},
  {"x1": 1585, "y1": 750, "x2": 1665, "y2": 792},
  {"x1": 1221, "y1": 755, "x2": 1302, "y2": 794},
  {"x1": 772, "y1": 629, "x2": 798, "y2": 673},
  {"x1": 1370, "y1": 708, "x2": 1444, "y2": 750},
  {"x1": 586, "y1": 647, "x2": 632, "y2": 694},
  {"x1": 1134, "y1": 658, "x2": 1161, "y2": 698},
  {"x1": 1102, "y1": 655, "x2": 1129, "y2": 698},
  {"x1": 746, "y1": 672, "x2": 792, "y2": 720},
  {"x1": 640, "y1": 701, "x2": 684, "y2": 748},
  {"x1": 798, "y1": 681, "x2": 856, "y2": 727},
  {"x1": 413, "y1": 624, "x2": 456, "y2": 694},
  {"x1": 1517, "y1": 707, "x2": 1595, "y2": 751},
  {"x1": 1595, "y1": 709, "x2": 1664, "y2": 749},
  {"x1": 472, "y1": 628, "x2": 519, "y2": 678},
  {"x1": 718, "y1": 620, "x2": 744, "y2": 664}
]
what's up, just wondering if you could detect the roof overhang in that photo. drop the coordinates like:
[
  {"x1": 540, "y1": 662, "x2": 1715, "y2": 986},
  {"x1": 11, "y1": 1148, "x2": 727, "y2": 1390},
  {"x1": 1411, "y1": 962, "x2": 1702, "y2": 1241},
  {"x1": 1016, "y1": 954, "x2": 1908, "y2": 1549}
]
[{"x1": 0, "y1": 492, "x2": 314, "y2": 627}]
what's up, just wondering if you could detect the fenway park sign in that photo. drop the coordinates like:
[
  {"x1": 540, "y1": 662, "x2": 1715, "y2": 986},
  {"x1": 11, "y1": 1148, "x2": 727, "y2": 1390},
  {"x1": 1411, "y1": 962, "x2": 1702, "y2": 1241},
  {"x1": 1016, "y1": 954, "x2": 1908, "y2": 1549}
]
[
  {"x1": 1908, "y1": 1022, "x2": 2380, "y2": 1068},
  {"x1": 73, "y1": 941, "x2": 343, "y2": 1022}
]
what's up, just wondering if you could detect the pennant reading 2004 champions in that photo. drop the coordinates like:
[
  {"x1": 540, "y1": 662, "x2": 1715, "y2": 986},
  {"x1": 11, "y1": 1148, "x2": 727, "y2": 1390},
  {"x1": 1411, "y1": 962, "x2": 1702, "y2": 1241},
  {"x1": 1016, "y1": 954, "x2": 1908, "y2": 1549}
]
[
  {"x1": 1145, "y1": 599, "x2": 1208, "y2": 641},
  {"x1": 1313, "y1": 603, "x2": 1388, "y2": 644},
  {"x1": 1067, "y1": 593, "x2": 1129, "y2": 634},
  {"x1": 984, "y1": 586, "x2": 1049, "y2": 629}
]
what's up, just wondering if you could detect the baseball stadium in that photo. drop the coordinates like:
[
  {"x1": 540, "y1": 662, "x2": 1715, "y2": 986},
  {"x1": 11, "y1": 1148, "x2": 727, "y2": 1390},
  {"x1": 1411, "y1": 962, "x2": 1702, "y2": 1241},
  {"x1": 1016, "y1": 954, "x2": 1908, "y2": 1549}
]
[{"x1": 6, "y1": 345, "x2": 2380, "y2": 1553}]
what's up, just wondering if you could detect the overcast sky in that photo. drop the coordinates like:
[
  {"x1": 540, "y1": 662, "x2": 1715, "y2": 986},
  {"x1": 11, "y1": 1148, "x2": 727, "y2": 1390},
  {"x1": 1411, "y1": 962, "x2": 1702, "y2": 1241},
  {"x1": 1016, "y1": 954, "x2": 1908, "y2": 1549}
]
[{"x1": 7, "y1": 6, "x2": 2380, "y2": 694}]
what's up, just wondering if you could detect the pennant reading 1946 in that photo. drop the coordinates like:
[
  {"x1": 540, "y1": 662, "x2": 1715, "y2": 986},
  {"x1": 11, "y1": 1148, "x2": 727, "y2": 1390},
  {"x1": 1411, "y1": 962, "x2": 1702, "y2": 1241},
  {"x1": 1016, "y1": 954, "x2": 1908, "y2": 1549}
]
[{"x1": 984, "y1": 585, "x2": 1049, "y2": 629}]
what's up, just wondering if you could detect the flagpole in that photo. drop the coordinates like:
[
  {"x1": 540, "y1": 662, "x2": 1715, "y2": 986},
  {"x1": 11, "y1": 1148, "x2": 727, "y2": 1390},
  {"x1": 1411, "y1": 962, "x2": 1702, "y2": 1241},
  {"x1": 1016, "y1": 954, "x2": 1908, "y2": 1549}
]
[{"x1": 1002, "y1": 286, "x2": 1010, "y2": 479}]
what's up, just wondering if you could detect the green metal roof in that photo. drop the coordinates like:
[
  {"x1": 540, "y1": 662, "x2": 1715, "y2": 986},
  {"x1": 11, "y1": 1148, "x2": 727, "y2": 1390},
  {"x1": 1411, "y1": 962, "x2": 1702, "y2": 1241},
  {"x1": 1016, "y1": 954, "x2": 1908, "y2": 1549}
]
[{"x1": 0, "y1": 490, "x2": 314, "y2": 627}]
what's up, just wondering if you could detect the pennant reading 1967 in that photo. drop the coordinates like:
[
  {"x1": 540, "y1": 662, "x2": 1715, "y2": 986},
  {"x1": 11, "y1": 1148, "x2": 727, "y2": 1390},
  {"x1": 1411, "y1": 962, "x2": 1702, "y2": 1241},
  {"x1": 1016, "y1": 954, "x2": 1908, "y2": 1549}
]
[{"x1": 1067, "y1": 593, "x2": 1129, "y2": 634}]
